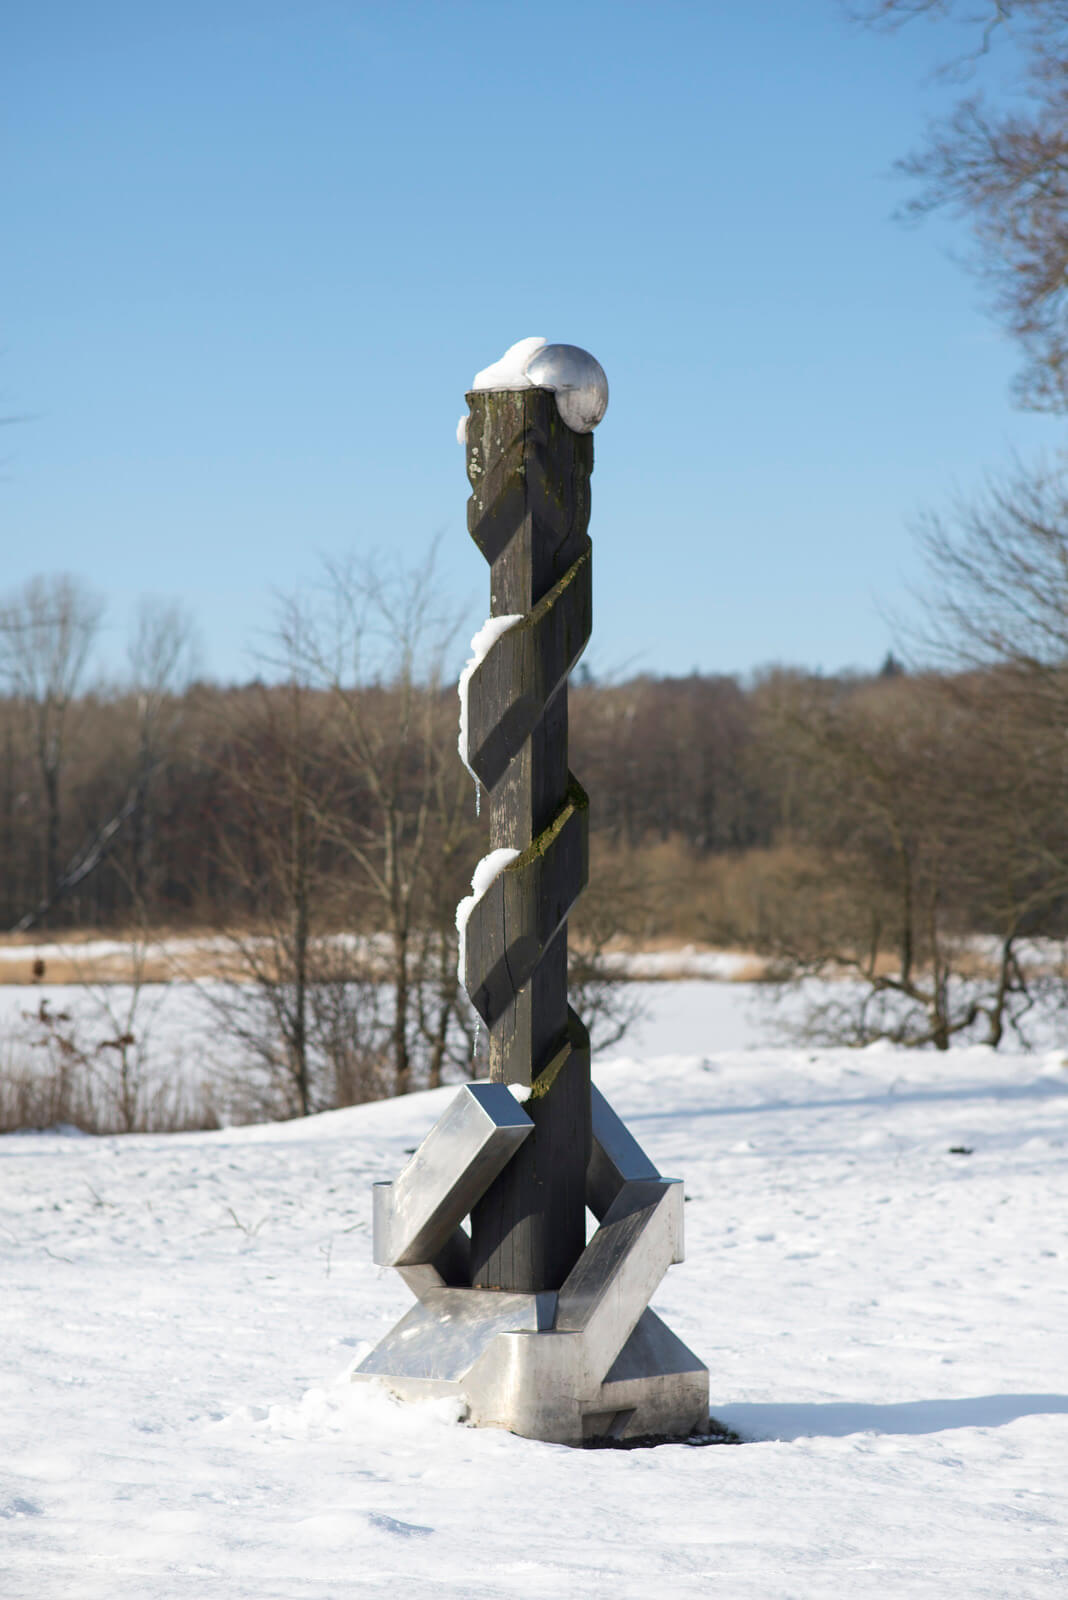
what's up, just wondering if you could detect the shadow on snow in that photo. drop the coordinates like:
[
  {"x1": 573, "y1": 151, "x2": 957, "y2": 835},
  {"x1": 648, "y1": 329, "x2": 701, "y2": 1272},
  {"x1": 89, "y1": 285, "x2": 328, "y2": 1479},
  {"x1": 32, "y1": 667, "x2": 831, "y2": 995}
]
[
  {"x1": 714, "y1": 1393, "x2": 1068, "y2": 1441},
  {"x1": 626, "y1": 1074, "x2": 1068, "y2": 1126}
]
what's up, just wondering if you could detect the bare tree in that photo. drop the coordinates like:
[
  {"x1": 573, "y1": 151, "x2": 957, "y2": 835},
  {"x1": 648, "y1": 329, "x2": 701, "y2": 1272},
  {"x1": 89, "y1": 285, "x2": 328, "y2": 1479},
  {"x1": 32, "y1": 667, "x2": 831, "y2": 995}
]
[
  {"x1": 0, "y1": 575, "x2": 104, "y2": 923},
  {"x1": 411, "y1": 694, "x2": 482, "y2": 1089},
  {"x1": 852, "y1": 0, "x2": 1068, "y2": 409},
  {"x1": 203, "y1": 665, "x2": 343, "y2": 1117},
  {"x1": 197, "y1": 599, "x2": 409, "y2": 1118},
  {"x1": 831, "y1": 3, "x2": 1068, "y2": 1047},
  {"x1": 755, "y1": 667, "x2": 1066, "y2": 1049},
  {"x1": 126, "y1": 597, "x2": 199, "y2": 911},
  {"x1": 915, "y1": 458, "x2": 1068, "y2": 676},
  {"x1": 282, "y1": 548, "x2": 470, "y2": 1096}
]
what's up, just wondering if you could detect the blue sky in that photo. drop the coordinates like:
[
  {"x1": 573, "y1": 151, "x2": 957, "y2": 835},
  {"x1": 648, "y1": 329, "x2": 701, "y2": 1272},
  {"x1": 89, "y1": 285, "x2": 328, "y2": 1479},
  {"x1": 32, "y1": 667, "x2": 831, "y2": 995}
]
[{"x1": 2, "y1": 1, "x2": 1057, "y2": 684}]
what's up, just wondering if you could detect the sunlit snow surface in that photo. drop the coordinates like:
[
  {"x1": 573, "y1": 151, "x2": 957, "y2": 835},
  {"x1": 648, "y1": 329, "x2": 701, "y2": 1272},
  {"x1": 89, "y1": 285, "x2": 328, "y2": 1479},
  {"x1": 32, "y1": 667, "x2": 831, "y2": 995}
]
[
  {"x1": 454, "y1": 846, "x2": 520, "y2": 984},
  {"x1": 456, "y1": 613, "x2": 522, "y2": 785},
  {"x1": 2, "y1": 982, "x2": 1067, "y2": 1598},
  {"x1": 471, "y1": 335, "x2": 548, "y2": 391}
]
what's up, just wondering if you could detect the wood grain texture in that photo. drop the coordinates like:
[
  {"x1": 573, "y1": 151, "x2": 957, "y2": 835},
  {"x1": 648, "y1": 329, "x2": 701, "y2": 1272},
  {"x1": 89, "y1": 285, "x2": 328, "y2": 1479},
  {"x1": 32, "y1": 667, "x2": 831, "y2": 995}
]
[{"x1": 461, "y1": 388, "x2": 593, "y2": 1292}]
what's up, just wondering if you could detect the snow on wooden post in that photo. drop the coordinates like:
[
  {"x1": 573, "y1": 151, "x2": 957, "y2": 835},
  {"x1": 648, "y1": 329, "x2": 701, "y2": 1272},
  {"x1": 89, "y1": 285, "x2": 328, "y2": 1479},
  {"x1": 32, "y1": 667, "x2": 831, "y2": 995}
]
[{"x1": 458, "y1": 341, "x2": 607, "y2": 1292}]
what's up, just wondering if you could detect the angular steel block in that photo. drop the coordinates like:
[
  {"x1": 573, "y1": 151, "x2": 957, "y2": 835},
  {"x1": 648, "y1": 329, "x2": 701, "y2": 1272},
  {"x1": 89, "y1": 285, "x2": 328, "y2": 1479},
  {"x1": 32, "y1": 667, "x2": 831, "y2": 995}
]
[
  {"x1": 358, "y1": 1288, "x2": 557, "y2": 1384},
  {"x1": 556, "y1": 1178, "x2": 684, "y2": 1379},
  {"x1": 587, "y1": 1084, "x2": 662, "y2": 1219},
  {"x1": 372, "y1": 1083, "x2": 532, "y2": 1268},
  {"x1": 596, "y1": 1308, "x2": 710, "y2": 1441}
]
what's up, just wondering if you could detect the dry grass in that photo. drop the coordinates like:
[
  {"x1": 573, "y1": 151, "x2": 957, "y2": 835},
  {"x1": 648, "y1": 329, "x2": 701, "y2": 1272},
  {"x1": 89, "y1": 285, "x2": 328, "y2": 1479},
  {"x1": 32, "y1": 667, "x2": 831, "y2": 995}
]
[
  {"x1": 0, "y1": 1043, "x2": 221, "y2": 1136},
  {"x1": 0, "y1": 931, "x2": 207, "y2": 986},
  {"x1": 0, "y1": 952, "x2": 164, "y2": 986},
  {"x1": 580, "y1": 837, "x2": 815, "y2": 953},
  {"x1": 0, "y1": 930, "x2": 342, "y2": 987},
  {"x1": 1, "y1": 843, "x2": 801, "y2": 988},
  {"x1": 0, "y1": 917, "x2": 770, "y2": 989},
  {"x1": 2, "y1": 849, "x2": 1042, "y2": 990}
]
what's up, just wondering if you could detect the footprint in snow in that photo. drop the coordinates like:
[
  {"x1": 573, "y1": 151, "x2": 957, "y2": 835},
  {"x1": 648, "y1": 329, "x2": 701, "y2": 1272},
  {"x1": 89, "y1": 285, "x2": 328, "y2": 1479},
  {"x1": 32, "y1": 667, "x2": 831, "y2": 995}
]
[
  {"x1": 368, "y1": 1512, "x2": 433, "y2": 1538},
  {"x1": 1, "y1": 1498, "x2": 44, "y2": 1519}
]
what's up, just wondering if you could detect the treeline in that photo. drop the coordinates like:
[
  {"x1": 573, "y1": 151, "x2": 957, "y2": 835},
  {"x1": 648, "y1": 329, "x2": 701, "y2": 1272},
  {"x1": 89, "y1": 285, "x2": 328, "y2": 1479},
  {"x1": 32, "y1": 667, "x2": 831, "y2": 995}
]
[
  {"x1": 0, "y1": 668, "x2": 789, "y2": 934},
  {"x1": 5, "y1": 545, "x2": 1068, "y2": 1073},
  {"x1": 7, "y1": 647, "x2": 1068, "y2": 985}
]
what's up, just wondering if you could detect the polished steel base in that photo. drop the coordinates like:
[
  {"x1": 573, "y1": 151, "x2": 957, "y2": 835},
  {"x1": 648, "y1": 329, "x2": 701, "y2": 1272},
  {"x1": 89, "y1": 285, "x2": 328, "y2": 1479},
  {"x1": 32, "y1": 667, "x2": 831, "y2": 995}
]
[{"x1": 354, "y1": 1083, "x2": 710, "y2": 1446}]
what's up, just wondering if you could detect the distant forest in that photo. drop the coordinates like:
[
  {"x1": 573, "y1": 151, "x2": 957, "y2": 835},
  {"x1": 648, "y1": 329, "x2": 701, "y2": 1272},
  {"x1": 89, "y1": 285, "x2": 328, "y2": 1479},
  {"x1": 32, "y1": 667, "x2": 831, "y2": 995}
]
[
  {"x1": 5, "y1": 648, "x2": 1068, "y2": 1041},
  {"x1": 1, "y1": 653, "x2": 910, "y2": 941}
]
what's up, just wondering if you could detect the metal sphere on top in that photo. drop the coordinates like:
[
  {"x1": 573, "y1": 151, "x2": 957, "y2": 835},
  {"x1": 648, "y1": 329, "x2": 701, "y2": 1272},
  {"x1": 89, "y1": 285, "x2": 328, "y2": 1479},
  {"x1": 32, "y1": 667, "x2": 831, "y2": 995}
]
[{"x1": 524, "y1": 343, "x2": 609, "y2": 433}]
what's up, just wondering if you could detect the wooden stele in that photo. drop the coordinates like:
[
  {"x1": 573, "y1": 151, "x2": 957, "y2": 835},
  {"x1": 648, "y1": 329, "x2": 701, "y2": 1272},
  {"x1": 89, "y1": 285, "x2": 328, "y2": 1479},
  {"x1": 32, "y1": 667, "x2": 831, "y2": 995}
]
[
  {"x1": 460, "y1": 387, "x2": 594, "y2": 1292},
  {"x1": 354, "y1": 353, "x2": 710, "y2": 1442}
]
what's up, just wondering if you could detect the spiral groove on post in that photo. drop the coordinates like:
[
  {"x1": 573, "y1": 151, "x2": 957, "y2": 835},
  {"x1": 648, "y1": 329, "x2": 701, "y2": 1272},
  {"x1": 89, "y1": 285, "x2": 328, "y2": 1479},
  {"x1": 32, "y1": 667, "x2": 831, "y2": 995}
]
[{"x1": 461, "y1": 387, "x2": 594, "y2": 1292}]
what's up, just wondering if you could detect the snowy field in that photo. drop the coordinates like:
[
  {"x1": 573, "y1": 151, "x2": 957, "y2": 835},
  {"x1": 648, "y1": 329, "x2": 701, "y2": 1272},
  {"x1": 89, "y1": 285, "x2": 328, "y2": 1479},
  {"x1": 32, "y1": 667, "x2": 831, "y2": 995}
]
[
  {"x1": 3, "y1": 984, "x2": 1067, "y2": 1598},
  {"x1": 0, "y1": 976, "x2": 793, "y2": 1129}
]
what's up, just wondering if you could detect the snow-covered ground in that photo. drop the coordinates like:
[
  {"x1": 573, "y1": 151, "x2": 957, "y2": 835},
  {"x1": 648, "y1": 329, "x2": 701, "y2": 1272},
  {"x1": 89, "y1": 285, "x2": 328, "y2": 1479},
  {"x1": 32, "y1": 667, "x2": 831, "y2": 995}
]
[
  {"x1": 0, "y1": 976, "x2": 796, "y2": 1128},
  {"x1": 598, "y1": 945, "x2": 765, "y2": 980},
  {"x1": 2, "y1": 985, "x2": 1067, "y2": 1598}
]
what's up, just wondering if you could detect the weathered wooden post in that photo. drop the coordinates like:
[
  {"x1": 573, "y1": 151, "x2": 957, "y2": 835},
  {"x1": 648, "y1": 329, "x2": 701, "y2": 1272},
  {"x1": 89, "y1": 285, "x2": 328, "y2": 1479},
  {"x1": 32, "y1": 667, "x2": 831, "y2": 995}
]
[
  {"x1": 355, "y1": 340, "x2": 709, "y2": 1444},
  {"x1": 461, "y1": 360, "x2": 595, "y2": 1293}
]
